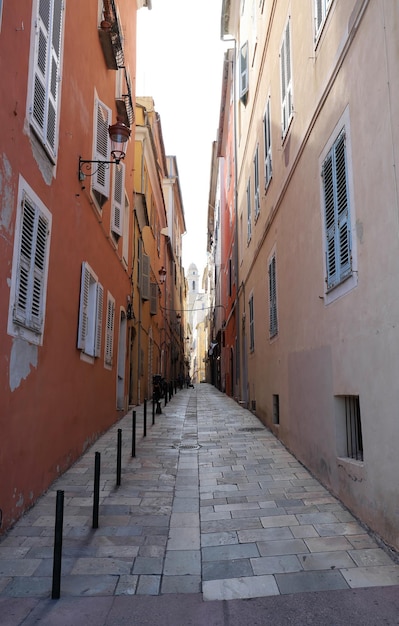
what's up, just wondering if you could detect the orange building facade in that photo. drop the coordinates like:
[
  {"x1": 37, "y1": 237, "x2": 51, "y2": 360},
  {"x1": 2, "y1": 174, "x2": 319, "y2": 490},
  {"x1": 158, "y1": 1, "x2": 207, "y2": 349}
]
[{"x1": 0, "y1": 1, "x2": 151, "y2": 534}]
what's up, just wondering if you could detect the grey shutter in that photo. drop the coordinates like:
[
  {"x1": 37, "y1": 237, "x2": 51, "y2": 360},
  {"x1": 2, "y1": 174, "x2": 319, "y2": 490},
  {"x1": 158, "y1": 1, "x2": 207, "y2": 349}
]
[
  {"x1": 269, "y1": 255, "x2": 278, "y2": 337},
  {"x1": 335, "y1": 132, "x2": 351, "y2": 281}
]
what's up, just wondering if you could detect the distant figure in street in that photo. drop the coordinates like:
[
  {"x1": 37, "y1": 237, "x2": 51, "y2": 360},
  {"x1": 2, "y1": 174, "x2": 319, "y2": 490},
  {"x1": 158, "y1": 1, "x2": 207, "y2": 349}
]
[{"x1": 186, "y1": 374, "x2": 193, "y2": 388}]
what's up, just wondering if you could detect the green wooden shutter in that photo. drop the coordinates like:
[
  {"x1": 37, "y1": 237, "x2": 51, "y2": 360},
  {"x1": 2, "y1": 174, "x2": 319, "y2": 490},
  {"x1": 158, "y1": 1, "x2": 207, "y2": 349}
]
[{"x1": 112, "y1": 163, "x2": 125, "y2": 235}]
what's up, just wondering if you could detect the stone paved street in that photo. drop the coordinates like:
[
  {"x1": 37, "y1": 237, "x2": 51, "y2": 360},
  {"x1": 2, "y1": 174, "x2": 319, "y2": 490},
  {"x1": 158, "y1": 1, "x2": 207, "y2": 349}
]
[{"x1": 1, "y1": 384, "x2": 398, "y2": 609}]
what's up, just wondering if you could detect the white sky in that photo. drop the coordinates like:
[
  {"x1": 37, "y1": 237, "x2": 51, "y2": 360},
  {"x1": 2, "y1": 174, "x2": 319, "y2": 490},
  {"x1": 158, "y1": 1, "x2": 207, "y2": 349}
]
[{"x1": 136, "y1": 0, "x2": 228, "y2": 277}]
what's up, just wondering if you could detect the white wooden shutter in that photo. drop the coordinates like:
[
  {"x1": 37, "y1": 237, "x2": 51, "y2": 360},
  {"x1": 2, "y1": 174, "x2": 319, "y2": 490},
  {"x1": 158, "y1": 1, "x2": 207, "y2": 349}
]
[
  {"x1": 77, "y1": 262, "x2": 91, "y2": 351},
  {"x1": 239, "y1": 41, "x2": 249, "y2": 102},
  {"x1": 95, "y1": 283, "x2": 103, "y2": 357},
  {"x1": 111, "y1": 163, "x2": 125, "y2": 236},
  {"x1": 280, "y1": 19, "x2": 292, "y2": 136},
  {"x1": 31, "y1": 0, "x2": 63, "y2": 159},
  {"x1": 263, "y1": 98, "x2": 272, "y2": 187},
  {"x1": 150, "y1": 282, "x2": 158, "y2": 315},
  {"x1": 105, "y1": 294, "x2": 115, "y2": 366},
  {"x1": 14, "y1": 193, "x2": 50, "y2": 333},
  {"x1": 92, "y1": 98, "x2": 111, "y2": 198}
]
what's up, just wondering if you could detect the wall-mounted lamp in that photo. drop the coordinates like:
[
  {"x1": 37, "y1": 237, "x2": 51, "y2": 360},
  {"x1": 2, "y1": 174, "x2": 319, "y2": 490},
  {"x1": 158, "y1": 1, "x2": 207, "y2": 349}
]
[
  {"x1": 78, "y1": 119, "x2": 131, "y2": 181},
  {"x1": 158, "y1": 266, "x2": 167, "y2": 284}
]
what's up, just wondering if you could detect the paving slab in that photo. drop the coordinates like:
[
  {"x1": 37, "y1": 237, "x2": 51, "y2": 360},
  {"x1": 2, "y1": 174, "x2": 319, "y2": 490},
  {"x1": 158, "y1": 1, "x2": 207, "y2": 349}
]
[{"x1": 0, "y1": 383, "x2": 398, "y2": 618}]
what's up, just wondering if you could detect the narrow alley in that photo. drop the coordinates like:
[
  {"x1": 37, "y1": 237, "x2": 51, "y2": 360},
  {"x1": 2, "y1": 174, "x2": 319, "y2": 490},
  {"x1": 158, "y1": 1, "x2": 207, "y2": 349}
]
[{"x1": 1, "y1": 384, "x2": 398, "y2": 625}]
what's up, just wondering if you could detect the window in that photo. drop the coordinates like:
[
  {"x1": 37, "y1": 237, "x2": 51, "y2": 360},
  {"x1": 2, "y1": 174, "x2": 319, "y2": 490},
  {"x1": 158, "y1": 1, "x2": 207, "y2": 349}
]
[
  {"x1": 263, "y1": 96, "x2": 272, "y2": 189},
  {"x1": 77, "y1": 262, "x2": 103, "y2": 358},
  {"x1": 322, "y1": 129, "x2": 352, "y2": 291},
  {"x1": 8, "y1": 177, "x2": 52, "y2": 346},
  {"x1": 315, "y1": 0, "x2": 332, "y2": 39},
  {"x1": 141, "y1": 253, "x2": 150, "y2": 301},
  {"x1": 0, "y1": 0, "x2": 3, "y2": 31},
  {"x1": 269, "y1": 253, "x2": 278, "y2": 338},
  {"x1": 246, "y1": 178, "x2": 252, "y2": 242},
  {"x1": 104, "y1": 292, "x2": 115, "y2": 366},
  {"x1": 280, "y1": 17, "x2": 293, "y2": 138},
  {"x1": 249, "y1": 293, "x2": 255, "y2": 352},
  {"x1": 111, "y1": 163, "x2": 125, "y2": 237},
  {"x1": 336, "y1": 395, "x2": 363, "y2": 461},
  {"x1": 239, "y1": 41, "x2": 249, "y2": 104},
  {"x1": 254, "y1": 146, "x2": 260, "y2": 219},
  {"x1": 29, "y1": 0, "x2": 64, "y2": 160},
  {"x1": 92, "y1": 97, "x2": 112, "y2": 206}
]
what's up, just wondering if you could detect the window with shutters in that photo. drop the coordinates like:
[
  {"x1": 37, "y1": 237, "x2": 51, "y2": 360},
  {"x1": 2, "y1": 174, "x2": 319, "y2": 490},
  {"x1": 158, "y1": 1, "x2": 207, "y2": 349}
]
[
  {"x1": 315, "y1": 0, "x2": 333, "y2": 40},
  {"x1": 104, "y1": 292, "x2": 115, "y2": 367},
  {"x1": 269, "y1": 253, "x2": 278, "y2": 338},
  {"x1": 77, "y1": 262, "x2": 103, "y2": 359},
  {"x1": 246, "y1": 178, "x2": 252, "y2": 243},
  {"x1": 322, "y1": 129, "x2": 352, "y2": 291},
  {"x1": 92, "y1": 97, "x2": 112, "y2": 208},
  {"x1": 263, "y1": 95, "x2": 272, "y2": 189},
  {"x1": 249, "y1": 293, "x2": 255, "y2": 352},
  {"x1": 8, "y1": 177, "x2": 52, "y2": 346},
  {"x1": 280, "y1": 17, "x2": 293, "y2": 138},
  {"x1": 111, "y1": 162, "x2": 125, "y2": 237},
  {"x1": 254, "y1": 146, "x2": 260, "y2": 220},
  {"x1": 150, "y1": 282, "x2": 158, "y2": 315},
  {"x1": 28, "y1": 0, "x2": 64, "y2": 161},
  {"x1": 141, "y1": 253, "x2": 150, "y2": 301},
  {"x1": 239, "y1": 41, "x2": 249, "y2": 104}
]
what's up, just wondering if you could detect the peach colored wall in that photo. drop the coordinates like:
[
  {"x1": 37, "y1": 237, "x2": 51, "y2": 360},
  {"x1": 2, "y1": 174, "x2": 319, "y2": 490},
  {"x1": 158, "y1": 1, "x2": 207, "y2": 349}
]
[{"x1": 0, "y1": 1, "x2": 138, "y2": 533}]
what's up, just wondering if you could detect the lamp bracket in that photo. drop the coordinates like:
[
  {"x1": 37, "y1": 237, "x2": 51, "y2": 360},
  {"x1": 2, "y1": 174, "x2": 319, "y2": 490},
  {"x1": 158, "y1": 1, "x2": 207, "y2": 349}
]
[{"x1": 79, "y1": 156, "x2": 122, "y2": 181}]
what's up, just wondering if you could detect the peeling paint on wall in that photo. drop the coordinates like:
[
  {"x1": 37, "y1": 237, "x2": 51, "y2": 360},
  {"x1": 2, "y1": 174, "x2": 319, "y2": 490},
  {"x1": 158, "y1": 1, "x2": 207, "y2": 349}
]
[
  {"x1": 0, "y1": 153, "x2": 14, "y2": 235},
  {"x1": 9, "y1": 337, "x2": 38, "y2": 391}
]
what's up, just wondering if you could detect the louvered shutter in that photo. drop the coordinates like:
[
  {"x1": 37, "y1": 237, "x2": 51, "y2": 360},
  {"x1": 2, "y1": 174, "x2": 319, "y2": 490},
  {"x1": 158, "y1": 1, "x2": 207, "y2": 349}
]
[
  {"x1": 95, "y1": 283, "x2": 103, "y2": 357},
  {"x1": 269, "y1": 255, "x2": 278, "y2": 337},
  {"x1": 323, "y1": 152, "x2": 336, "y2": 288},
  {"x1": 316, "y1": 0, "x2": 323, "y2": 32},
  {"x1": 239, "y1": 42, "x2": 249, "y2": 101},
  {"x1": 93, "y1": 99, "x2": 111, "y2": 198},
  {"x1": 111, "y1": 163, "x2": 125, "y2": 236},
  {"x1": 77, "y1": 262, "x2": 91, "y2": 350},
  {"x1": 280, "y1": 20, "x2": 292, "y2": 135},
  {"x1": 105, "y1": 295, "x2": 115, "y2": 366},
  {"x1": 323, "y1": 131, "x2": 351, "y2": 289},
  {"x1": 31, "y1": 0, "x2": 63, "y2": 159},
  {"x1": 14, "y1": 194, "x2": 49, "y2": 333},
  {"x1": 150, "y1": 282, "x2": 158, "y2": 315},
  {"x1": 335, "y1": 133, "x2": 351, "y2": 281},
  {"x1": 264, "y1": 98, "x2": 272, "y2": 187},
  {"x1": 142, "y1": 254, "x2": 150, "y2": 300}
]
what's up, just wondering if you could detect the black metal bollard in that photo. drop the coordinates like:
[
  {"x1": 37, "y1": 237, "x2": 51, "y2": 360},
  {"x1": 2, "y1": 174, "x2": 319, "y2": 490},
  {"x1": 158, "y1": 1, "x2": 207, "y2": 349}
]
[
  {"x1": 52, "y1": 490, "x2": 64, "y2": 600},
  {"x1": 143, "y1": 398, "x2": 147, "y2": 437},
  {"x1": 116, "y1": 429, "x2": 122, "y2": 487},
  {"x1": 92, "y1": 452, "x2": 101, "y2": 529},
  {"x1": 152, "y1": 395, "x2": 155, "y2": 425},
  {"x1": 132, "y1": 410, "x2": 136, "y2": 457}
]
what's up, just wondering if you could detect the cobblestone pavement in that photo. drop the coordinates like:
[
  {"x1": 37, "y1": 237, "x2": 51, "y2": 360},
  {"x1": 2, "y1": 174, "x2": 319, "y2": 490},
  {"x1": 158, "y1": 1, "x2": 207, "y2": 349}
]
[{"x1": 1, "y1": 384, "x2": 398, "y2": 605}]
